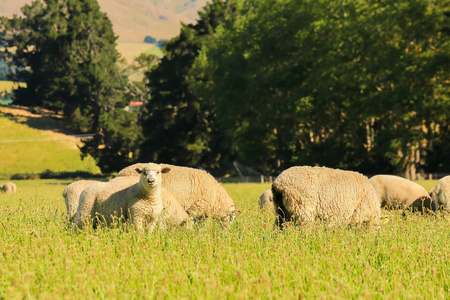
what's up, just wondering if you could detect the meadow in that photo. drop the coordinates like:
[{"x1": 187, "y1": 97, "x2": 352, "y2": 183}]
[
  {"x1": 0, "y1": 106, "x2": 100, "y2": 179},
  {"x1": 1, "y1": 179, "x2": 450, "y2": 299}
]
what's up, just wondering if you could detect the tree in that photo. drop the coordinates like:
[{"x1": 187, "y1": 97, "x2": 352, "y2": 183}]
[
  {"x1": 139, "y1": 0, "x2": 235, "y2": 171},
  {"x1": 193, "y1": 0, "x2": 450, "y2": 176},
  {"x1": 80, "y1": 108, "x2": 142, "y2": 173},
  {"x1": 0, "y1": 0, "x2": 129, "y2": 133}
]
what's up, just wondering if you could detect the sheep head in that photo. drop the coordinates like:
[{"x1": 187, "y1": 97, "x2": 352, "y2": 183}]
[{"x1": 135, "y1": 164, "x2": 171, "y2": 188}]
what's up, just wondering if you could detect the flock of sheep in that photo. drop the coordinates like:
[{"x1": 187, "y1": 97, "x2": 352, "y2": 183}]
[
  {"x1": 64, "y1": 163, "x2": 239, "y2": 232},
  {"x1": 261, "y1": 166, "x2": 450, "y2": 228},
  {"x1": 2, "y1": 164, "x2": 450, "y2": 231}
]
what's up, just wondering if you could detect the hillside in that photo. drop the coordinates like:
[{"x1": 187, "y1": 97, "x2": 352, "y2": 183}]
[
  {"x1": 0, "y1": 105, "x2": 101, "y2": 179},
  {"x1": 0, "y1": 0, "x2": 209, "y2": 42}
]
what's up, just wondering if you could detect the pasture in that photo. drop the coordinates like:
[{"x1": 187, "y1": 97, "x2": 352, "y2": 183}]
[
  {"x1": 1, "y1": 180, "x2": 449, "y2": 298},
  {"x1": 0, "y1": 106, "x2": 100, "y2": 179}
]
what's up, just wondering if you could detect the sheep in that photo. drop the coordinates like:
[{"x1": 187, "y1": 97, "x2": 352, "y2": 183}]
[
  {"x1": 62, "y1": 180, "x2": 100, "y2": 222},
  {"x1": 64, "y1": 176, "x2": 189, "y2": 227},
  {"x1": 0, "y1": 182, "x2": 17, "y2": 193},
  {"x1": 271, "y1": 166, "x2": 381, "y2": 228},
  {"x1": 118, "y1": 163, "x2": 239, "y2": 223},
  {"x1": 258, "y1": 189, "x2": 274, "y2": 211},
  {"x1": 429, "y1": 175, "x2": 450, "y2": 210},
  {"x1": 108, "y1": 175, "x2": 189, "y2": 227},
  {"x1": 75, "y1": 163, "x2": 170, "y2": 232},
  {"x1": 369, "y1": 175, "x2": 435, "y2": 212}
]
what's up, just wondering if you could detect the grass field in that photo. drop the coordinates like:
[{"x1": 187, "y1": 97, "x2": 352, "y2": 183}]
[
  {"x1": 1, "y1": 180, "x2": 449, "y2": 298},
  {"x1": 0, "y1": 107, "x2": 101, "y2": 179},
  {"x1": 116, "y1": 43, "x2": 163, "y2": 64}
]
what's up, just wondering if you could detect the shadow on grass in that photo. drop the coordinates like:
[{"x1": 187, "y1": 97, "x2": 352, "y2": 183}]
[{"x1": 10, "y1": 170, "x2": 107, "y2": 180}]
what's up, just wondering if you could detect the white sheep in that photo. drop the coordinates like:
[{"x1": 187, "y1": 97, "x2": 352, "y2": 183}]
[
  {"x1": 429, "y1": 175, "x2": 450, "y2": 210},
  {"x1": 64, "y1": 176, "x2": 189, "y2": 227},
  {"x1": 0, "y1": 182, "x2": 17, "y2": 193},
  {"x1": 271, "y1": 166, "x2": 381, "y2": 228},
  {"x1": 118, "y1": 163, "x2": 239, "y2": 223},
  {"x1": 258, "y1": 189, "x2": 274, "y2": 211},
  {"x1": 62, "y1": 180, "x2": 100, "y2": 222},
  {"x1": 369, "y1": 175, "x2": 435, "y2": 212},
  {"x1": 75, "y1": 163, "x2": 170, "y2": 232}
]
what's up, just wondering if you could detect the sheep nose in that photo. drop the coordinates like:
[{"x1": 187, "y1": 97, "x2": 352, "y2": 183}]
[{"x1": 148, "y1": 178, "x2": 155, "y2": 185}]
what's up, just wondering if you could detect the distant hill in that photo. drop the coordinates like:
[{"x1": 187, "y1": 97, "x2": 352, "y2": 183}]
[{"x1": 0, "y1": 0, "x2": 209, "y2": 42}]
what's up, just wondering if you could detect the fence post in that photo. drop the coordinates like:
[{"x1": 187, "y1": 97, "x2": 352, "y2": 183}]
[{"x1": 261, "y1": 175, "x2": 264, "y2": 184}]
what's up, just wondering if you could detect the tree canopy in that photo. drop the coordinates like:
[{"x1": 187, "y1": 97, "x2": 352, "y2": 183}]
[
  {"x1": 192, "y1": 0, "x2": 450, "y2": 177},
  {"x1": 0, "y1": 0, "x2": 129, "y2": 133},
  {"x1": 138, "y1": 0, "x2": 235, "y2": 172}
]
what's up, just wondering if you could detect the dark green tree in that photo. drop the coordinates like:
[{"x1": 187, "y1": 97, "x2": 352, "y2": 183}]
[
  {"x1": 139, "y1": 0, "x2": 235, "y2": 171},
  {"x1": 193, "y1": 0, "x2": 450, "y2": 176},
  {"x1": 80, "y1": 108, "x2": 142, "y2": 173},
  {"x1": 0, "y1": 0, "x2": 129, "y2": 133}
]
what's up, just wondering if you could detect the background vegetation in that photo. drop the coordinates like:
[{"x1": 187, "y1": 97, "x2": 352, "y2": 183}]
[
  {"x1": 1, "y1": 0, "x2": 450, "y2": 179},
  {"x1": 2, "y1": 180, "x2": 450, "y2": 298}
]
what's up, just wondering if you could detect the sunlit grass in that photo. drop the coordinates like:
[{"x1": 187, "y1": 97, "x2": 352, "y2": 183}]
[
  {"x1": 0, "y1": 114, "x2": 100, "y2": 179},
  {"x1": 0, "y1": 81, "x2": 26, "y2": 92},
  {"x1": 0, "y1": 180, "x2": 448, "y2": 298}
]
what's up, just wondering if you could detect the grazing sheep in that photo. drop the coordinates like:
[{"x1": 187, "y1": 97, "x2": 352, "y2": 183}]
[
  {"x1": 75, "y1": 163, "x2": 170, "y2": 232},
  {"x1": 0, "y1": 182, "x2": 17, "y2": 193},
  {"x1": 62, "y1": 180, "x2": 100, "y2": 222},
  {"x1": 369, "y1": 175, "x2": 435, "y2": 212},
  {"x1": 118, "y1": 163, "x2": 238, "y2": 223},
  {"x1": 258, "y1": 189, "x2": 274, "y2": 211},
  {"x1": 272, "y1": 166, "x2": 381, "y2": 228},
  {"x1": 429, "y1": 176, "x2": 450, "y2": 210}
]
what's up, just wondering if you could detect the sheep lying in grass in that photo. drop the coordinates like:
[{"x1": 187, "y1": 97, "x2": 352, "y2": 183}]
[
  {"x1": 271, "y1": 166, "x2": 381, "y2": 228},
  {"x1": 0, "y1": 182, "x2": 17, "y2": 193},
  {"x1": 258, "y1": 189, "x2": 274, "y2": 211},
  {"x1": 75, "y1": 163, "x2": 170, "y2": 232},
  {"x1": 369, "y1": 175, "x2": 435, "y2": 212},
  {"x1": 118, "y1": 163, "x2": 239, "y2": 223},
  {"x1": 429, "y1": 176, "x2": 450, "y2": 210},
  {"x1": 62, "y1": 180, "x2": 100, "y2": 222}
]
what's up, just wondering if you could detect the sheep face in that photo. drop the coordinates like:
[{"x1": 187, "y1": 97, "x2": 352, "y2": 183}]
[{"x1": 136, "y1": 164, "x2": 171, "y2": 188}]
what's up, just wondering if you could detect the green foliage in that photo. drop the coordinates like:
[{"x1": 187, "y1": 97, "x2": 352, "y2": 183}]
[
  {"x1": 139, "y1": 0, "x2": 235, "y2": 170},
  {"x1": 2, "y1": 180, "x2": 450, "y2": 298},
  {"x1": 193, "y1": 0, "x2": 450, "y2": 175},
  {"x1": 80, "y1": 109, "x2": 142, "y2": 174},
  {"x1": 143, "y1": 35, "x2": 157, "y2": 44},
  {"x1": 0, "y1": 0, "x2": 130, "y2": 133}
]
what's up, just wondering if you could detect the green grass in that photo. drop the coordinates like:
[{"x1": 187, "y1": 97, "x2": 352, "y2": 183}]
[
  {"x1": 1, "y1": 180, "x2": 449, "y2": 298},
  {"x1": 0, "y1": 113, "x2": 101, "y2": 179}
]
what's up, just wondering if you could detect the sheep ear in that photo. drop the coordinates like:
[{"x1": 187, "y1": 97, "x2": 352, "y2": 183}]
[
  {"x1": 135, "y1": 167, "x2": 143, "y2": 174},
  {"x1": 161, "y1": 167, "x2": 171, "y2": 174}
]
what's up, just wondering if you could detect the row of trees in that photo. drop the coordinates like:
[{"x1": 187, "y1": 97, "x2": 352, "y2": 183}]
[{"x1": 1, "y1": 0, "x2": 450, "y2": 177}]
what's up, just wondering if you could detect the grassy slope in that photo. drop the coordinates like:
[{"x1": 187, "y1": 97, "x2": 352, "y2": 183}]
[
  {"x1": 0, "y1": 180, "x2": 448, "y2": 298},
  {"x1": 0, "y1": 106, "x2": 100, "y2": 179}
]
